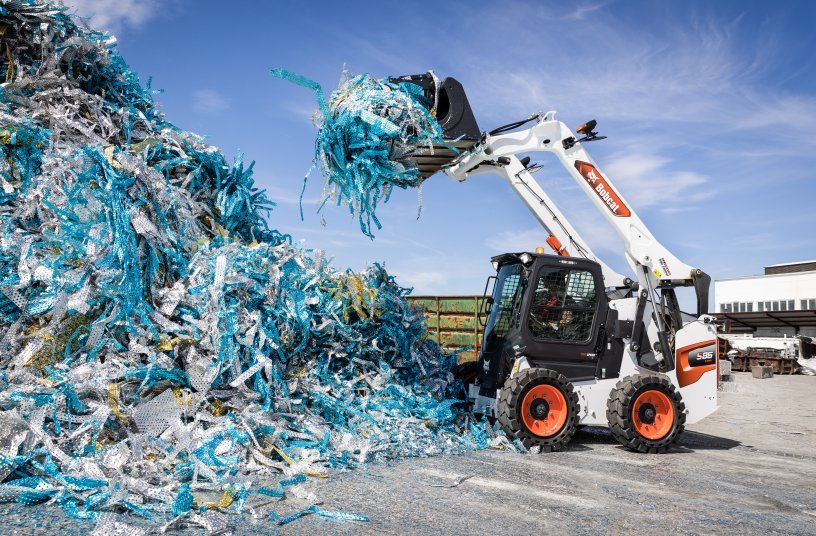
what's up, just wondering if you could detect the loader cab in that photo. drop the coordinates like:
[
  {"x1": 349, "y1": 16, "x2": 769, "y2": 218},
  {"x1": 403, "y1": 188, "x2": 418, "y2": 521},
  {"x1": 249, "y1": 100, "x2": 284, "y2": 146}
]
[{"x1": 478, "y1": 253, "x2": 617, "y2": 394}]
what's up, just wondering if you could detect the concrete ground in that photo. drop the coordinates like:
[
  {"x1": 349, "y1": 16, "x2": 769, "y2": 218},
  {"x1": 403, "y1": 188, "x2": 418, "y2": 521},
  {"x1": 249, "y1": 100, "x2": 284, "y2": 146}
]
[{"x1": 2, "y1": 372, "x2": 815, "y2": 535}]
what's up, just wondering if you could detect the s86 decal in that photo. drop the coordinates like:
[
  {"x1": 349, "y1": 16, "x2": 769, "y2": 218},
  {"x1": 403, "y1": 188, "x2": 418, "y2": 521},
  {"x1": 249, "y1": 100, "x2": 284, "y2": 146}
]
[{"x1": 689, "y1": 345, "x2": 716, "y2": 367}]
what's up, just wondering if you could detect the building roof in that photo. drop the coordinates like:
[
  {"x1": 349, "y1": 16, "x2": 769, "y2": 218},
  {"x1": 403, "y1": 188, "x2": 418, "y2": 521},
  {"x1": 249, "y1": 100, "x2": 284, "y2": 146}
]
[
  {"x1": 716, "y1": 260, "x2": 816, "y2": 282},
  {"x1": 714, "y1": 310, "x2": 816, "y2": 334},
  {"x1": 716, "y1": 269, "x2": 816, "y2": 283},
  {"x1": 765, "y1": 260, "x2": 816, "y2": 268},
  {"x1": 765, "y1": 260, "x2": 816, "y2": 275}
]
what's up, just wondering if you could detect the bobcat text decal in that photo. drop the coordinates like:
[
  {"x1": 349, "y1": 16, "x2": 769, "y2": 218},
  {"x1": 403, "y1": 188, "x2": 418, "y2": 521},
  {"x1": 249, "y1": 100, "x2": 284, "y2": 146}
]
[{"x1": 574, "y1": 161, "x2": 631, "y2": 217}]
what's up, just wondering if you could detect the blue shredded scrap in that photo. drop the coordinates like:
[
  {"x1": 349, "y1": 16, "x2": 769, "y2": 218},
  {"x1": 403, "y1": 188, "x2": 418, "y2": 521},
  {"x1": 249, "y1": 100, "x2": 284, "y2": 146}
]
[
  {"x1": 272, "y1": 68, "x2": 450, "y2": 238},
  {"x1": 0, "y1": 0, "x2": 516, "y2": 531}
]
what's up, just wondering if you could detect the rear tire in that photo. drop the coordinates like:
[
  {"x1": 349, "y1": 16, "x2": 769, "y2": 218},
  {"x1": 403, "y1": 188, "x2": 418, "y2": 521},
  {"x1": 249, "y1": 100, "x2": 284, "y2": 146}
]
[
  {"x1": 606, "y1": 374, "x2": 685, "y2": 453},
  {"x1": 497, "y1": 368, "x2": 580, "y2": 451}
]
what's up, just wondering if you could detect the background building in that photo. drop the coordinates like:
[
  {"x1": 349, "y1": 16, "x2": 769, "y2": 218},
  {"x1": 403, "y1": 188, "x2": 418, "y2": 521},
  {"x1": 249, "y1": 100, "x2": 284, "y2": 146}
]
[{"x1": 714, "y1": 260, "x2": 816, "y2": 337}]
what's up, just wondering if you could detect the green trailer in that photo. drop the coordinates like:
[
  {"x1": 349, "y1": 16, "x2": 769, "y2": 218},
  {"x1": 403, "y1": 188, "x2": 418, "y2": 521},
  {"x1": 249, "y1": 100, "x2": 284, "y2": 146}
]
[{"x1": 407, "y1": 295, "x2": 487, "y2": 362}]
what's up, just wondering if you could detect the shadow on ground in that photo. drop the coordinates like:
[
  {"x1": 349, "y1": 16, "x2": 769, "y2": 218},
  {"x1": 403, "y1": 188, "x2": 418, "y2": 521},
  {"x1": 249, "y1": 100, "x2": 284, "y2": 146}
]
[{"x1": 568, "y1": 425, "x2": 742, "y2": 453}]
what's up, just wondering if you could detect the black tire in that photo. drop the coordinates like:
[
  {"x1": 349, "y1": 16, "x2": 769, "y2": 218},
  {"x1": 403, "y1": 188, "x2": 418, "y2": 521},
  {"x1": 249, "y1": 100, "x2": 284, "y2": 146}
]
[
  {"x1": 606, "y1": 374, "x2": 685, "y2": 453},
  {"x1": 497, "y1": 368, "x2": 580, "y2": 451}
]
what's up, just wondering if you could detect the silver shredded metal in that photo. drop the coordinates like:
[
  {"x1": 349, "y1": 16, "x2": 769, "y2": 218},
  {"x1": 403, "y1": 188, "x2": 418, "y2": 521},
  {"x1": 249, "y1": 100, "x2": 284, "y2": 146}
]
[{"x1": 0, "y1": 0, "x2": 515, "y2": 532}]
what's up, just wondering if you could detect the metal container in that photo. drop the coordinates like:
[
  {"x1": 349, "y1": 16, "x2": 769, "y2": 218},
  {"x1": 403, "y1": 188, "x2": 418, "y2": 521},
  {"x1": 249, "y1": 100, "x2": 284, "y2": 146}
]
[{"x1": 408, "y1": 295, "x2": 487, "y2": 362}]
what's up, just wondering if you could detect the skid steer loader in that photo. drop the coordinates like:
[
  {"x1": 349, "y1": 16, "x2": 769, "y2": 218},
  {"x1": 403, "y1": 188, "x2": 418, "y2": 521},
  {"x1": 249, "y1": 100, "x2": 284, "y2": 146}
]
[{"x1": 395, "y1": 73, "x2": 719, "y2": 453}]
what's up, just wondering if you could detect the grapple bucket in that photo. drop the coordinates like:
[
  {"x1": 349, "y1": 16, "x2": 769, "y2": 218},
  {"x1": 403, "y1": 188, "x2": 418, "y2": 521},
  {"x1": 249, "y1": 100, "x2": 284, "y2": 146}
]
[{"x1": 391, "y1": 73, "x2": 481, "y2": 178}]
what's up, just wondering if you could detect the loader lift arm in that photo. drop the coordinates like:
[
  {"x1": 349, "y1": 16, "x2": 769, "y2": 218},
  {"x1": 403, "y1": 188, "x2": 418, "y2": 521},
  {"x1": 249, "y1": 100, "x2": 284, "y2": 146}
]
[
  {"x1": 393, "y1": 74, "x2": 630, "y2": 291},
  {"x1": 398, "y1": 73, "x2": 712, "y2": 372},
  {"x1": 440, "y1": 109, "x2": 711, "y2": 318},
  {"x1": 394, "y1": 74, "x2": 720, "y2": 451},
  {"x1": 439, "y1": 111, "x2": 712, "y2": 370}
]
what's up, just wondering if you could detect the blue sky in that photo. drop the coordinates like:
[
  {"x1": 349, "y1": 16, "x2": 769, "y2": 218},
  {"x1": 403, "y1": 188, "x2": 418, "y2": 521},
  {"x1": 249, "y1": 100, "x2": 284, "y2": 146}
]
[{"x1": 67, "y1": 0, "x2": 816, "y2": 302}]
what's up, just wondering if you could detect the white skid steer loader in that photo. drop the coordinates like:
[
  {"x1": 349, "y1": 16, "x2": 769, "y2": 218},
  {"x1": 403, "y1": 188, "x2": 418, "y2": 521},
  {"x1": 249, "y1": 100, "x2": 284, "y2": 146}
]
[{"x1": 395, "y1": 73, "x2": 719, "y2": 453}]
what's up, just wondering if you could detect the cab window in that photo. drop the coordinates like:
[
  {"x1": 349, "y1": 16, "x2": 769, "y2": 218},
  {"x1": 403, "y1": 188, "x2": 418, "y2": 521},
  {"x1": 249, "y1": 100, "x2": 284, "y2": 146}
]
[
  {"x1": 487, "y1": 264, "x2": 523, "y2": 338},
  {"x1": 527, "y1": 268, "x2": 598, "y2": 342}
]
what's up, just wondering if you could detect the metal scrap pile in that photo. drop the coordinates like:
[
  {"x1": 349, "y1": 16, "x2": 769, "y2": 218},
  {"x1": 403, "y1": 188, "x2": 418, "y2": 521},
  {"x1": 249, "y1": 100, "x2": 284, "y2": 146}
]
[
  {"x1": 271, "y1": 68, "x2": 450, "y2": 238},
  {"x1": 0, "y1": 1, "x2": 506, "y2": 531}
]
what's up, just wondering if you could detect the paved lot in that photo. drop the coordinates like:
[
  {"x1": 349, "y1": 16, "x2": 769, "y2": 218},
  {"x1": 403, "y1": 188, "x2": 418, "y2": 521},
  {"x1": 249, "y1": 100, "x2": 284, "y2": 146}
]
[{"x1": 3, "y1": 372, "x2": 815, "y2": 535}]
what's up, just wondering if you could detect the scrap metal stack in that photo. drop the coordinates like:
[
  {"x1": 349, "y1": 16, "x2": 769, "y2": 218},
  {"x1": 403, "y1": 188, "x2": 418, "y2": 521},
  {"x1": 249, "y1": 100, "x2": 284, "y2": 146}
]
[{"x1": 0, "y1": 1, "x2": 505, "y2": 530}]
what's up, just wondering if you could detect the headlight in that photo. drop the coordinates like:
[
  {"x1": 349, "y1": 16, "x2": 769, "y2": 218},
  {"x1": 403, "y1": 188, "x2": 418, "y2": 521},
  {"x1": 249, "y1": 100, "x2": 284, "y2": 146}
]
[
  {"x1": 491, "y1": 260, "x2": 500, "y2": 270},
  {"x1": 519, "y1": 253, "x2": 533, "y2": 265}
]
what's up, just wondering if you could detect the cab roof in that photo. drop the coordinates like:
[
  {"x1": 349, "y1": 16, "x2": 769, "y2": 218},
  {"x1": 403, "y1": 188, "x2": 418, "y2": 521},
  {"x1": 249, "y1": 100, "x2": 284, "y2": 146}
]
[
  {"x1": 491, "y1": 252, "x2": 560, "y2": 265},
  {"x1": 490, "y1": 252, "x2": 602, "y2": 271}
]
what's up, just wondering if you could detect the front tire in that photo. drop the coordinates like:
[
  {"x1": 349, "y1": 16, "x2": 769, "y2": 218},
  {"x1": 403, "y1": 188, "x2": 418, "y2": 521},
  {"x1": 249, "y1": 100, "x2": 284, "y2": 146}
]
[
  {"x1": 497, "y1": 368, "x2": 580, "y2": 451},
  {"x1": 606, "y1": 374, "x2": 685, "y2": 453}
]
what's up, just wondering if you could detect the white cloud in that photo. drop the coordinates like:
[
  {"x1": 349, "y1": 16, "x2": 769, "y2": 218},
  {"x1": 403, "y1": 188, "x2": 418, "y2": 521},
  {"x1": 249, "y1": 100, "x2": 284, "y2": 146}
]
[
  {"x1": 384, "y1": 252, "x2": 495, "y2": 295},
  {"x1": 264, "y1": 185, "x2": 322, "y2": 207},
  {"x1": 568, "y1": 1, "x2": 613, "y2": 20},
  {"x1": 63, "y1": 0, "x2": 162, "y2": 33},
  {"x1": 485, "y1": 227, "x2": 549, "y2": 253},
  {"x1": 484, "y1": 218, "x2": 624, "y2": 267},
  {"x1": 192, "y1": 90, "x2": 230, "y2": 114},
  {"x1": 662, "y1": 206, "x2": 702, "y2": 215},
  {"x1": 555, "y1": 205, "x2": 625, "y2": 258},
  {"x1": 602, "y1": 152, "x2": 709, "y2": 209},
  {"x1": 396, "y1": 270, "x2": 450, "y2": 295},
  {"x1": 448, "y1": 3, "x2": 816, "y2": 152},
  {"x1": 538, "y1": 0, "x2": 615, "y2": 22}
]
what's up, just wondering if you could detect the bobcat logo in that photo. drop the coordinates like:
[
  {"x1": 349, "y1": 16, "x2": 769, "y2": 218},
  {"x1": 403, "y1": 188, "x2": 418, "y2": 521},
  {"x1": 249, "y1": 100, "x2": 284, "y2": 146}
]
[{"x1": 574, "y1": 161, "x2": 631, "y2": 217}]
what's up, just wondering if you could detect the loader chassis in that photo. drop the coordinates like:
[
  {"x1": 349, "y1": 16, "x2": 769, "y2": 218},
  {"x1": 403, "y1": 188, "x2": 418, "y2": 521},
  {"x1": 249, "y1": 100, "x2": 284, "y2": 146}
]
[{"x1": 474, "y1": 252, "x2": 718, "y2": 452}]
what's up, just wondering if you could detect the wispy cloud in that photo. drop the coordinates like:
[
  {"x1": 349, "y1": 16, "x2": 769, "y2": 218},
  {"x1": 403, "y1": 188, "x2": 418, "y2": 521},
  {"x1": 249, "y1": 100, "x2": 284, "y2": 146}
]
[
  {"x1": 449, "y1": 3, "x2": 816, "y2": 154},
  {"x1": 192, "y1": 90, "x2": 230, "y2": 114},
  {"x1": 484, "y1": 216, "x2": 624, "y2": 267},
  {"x1": 537, "y1": 0, "x2": 616, "y2": 22},
  {"x1": 555, "y1": 205, "x2": 624, "y2": 258},
  {"x1": 569, "y1": 1, "x2": 614, "y2": 21},
  {"x1": 388, "y1": 254, "x2": 493, "y2": 295},
  {"x1": 602, "y1": 152, "x2": 710, "y2": 209},
  {"x1": 397, "y1": 270, "x2": 450, "y2": 294},
  {"x1": 63, "y1": 0, "x2": 163, "y2": 33},
  {"x1": 284, "y1": 100, "x2": 321, "y2": 123},
  {"x1": 265, "y1": 190, "x2": 321, "y2": 207},
  {"x1": 485, "y1": 227, "x2": 549, "y2": 253}
]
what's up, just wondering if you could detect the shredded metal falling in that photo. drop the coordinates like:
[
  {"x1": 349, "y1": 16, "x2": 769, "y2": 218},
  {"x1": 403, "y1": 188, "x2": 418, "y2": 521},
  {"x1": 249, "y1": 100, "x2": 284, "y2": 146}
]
[{"x1": 272, "y1": 68, "x2": 451, "y2": 238}]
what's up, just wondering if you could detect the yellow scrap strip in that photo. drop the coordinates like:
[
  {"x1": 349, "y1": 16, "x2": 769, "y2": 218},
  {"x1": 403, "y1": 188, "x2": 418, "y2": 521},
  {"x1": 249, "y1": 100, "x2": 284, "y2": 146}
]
[
  {"x1": 270, "y1": 445, "x2": 328, "y2": 478},
  {"x1": 5, "y1": 43, "x2": 13, "y2": 83},
  {"x1": 107, "y1": 383, "x2": 128, "y2": 422},
  {"x1": 172, "y1": 387, "x2": 192, "y2": 406},
  {"x1": 202, "y1": 488, "x2": 235, "y2": 509}
]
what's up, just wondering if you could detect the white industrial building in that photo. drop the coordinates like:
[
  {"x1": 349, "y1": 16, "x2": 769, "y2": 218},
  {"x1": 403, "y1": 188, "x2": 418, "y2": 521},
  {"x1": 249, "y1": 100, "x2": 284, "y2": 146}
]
[{"x1": 715, "y1": 260, "x2": 816, "y2": 337}]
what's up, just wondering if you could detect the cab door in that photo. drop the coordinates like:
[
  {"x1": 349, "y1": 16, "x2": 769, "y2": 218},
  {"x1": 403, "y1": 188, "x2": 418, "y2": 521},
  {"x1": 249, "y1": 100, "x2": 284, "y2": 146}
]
[
  {"x1": 521, "y1": 258, "x2": 608, "y2": 381},
  {"x1": 477, "y1": 262, "x2": 524, "y2": 391}
]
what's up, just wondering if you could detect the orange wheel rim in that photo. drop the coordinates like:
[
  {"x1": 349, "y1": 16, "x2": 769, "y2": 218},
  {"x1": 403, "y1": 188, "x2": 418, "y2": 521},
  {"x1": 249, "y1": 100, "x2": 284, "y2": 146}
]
[
  {"x1": 632, "y1": 390, "x2": 674, "y2": 440},
  {"x1": 520, "y1": 384, "x2": 568, "y2": 438}
]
